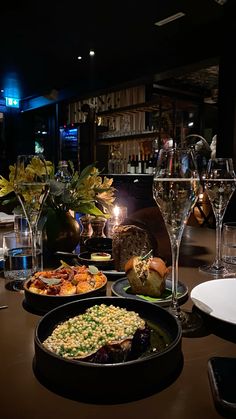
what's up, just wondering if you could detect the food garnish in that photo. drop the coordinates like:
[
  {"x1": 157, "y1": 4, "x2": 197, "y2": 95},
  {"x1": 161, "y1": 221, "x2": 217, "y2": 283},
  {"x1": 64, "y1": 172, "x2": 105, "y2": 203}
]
[
  {"x1": 27, "y1": 263, "x2": 107, "y2": 296},
  {"x1": 43, "y1": 304, "x2": 150, "y2": 363}
]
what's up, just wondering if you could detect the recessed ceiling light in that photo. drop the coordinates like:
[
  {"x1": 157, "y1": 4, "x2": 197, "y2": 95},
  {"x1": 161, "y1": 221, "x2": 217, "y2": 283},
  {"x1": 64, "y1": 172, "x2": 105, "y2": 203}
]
[
  {"x1": 77, "y1": 56, "x2": 82, "y2": 60},
  {"x1": 155, "y1": 12, "x2": 186, "y2": 27},
  {"x1": 89, "y1": 50, "x2": 95, "y2": 56}
]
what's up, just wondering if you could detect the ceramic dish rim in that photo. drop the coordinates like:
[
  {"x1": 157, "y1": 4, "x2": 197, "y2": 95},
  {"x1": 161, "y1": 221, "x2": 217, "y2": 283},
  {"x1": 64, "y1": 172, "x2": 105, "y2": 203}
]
[
  {"x1": 111, "y1": 277, "x2": 188, "y2": 306},
  {"x1": 34, "y1": 296, "x2": 182, "y2": 367}
]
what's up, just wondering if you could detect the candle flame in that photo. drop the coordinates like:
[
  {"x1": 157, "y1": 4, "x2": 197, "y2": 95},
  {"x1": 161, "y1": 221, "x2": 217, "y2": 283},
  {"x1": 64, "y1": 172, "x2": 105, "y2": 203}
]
[{"x1": 113, "y1": 206, "x2": 120, "y2": 218}]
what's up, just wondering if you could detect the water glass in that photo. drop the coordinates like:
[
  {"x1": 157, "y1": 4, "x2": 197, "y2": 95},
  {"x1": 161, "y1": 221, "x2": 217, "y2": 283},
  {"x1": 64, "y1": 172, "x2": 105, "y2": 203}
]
[
  {"x1": 14, "y1": 214, "x2": 30, "y2": 233},
  {"x1": 222, "y1": 222, "x2": 236, "y2": 266},
  {"x1": 3, "y1": 231, "x2": 43, "y2": 290}
]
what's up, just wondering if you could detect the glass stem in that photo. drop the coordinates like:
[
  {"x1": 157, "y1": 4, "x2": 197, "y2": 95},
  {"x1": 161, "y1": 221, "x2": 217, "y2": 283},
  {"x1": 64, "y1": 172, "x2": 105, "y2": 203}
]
[
  {"x1": 30, "y1": 224, "x2": 38, "y2": 274},
  {"x1": 214, "y1": 212, "x2": 223, "y2": 268},
  {"x1": 171, "y1": 239, "x2": 181, "y2": 318}
]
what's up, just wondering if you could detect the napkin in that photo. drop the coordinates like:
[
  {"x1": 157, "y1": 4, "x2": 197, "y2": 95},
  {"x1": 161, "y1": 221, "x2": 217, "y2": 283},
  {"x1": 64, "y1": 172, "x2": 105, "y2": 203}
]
[{"x1": 0, "y1": 212, "x2": 14, "y2": 223}]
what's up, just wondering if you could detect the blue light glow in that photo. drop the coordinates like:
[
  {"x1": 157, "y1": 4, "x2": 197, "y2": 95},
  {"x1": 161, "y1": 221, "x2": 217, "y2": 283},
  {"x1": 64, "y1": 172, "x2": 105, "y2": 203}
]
[{"x1": 6, "y1": 97, "x2": 20, "y2": 108}]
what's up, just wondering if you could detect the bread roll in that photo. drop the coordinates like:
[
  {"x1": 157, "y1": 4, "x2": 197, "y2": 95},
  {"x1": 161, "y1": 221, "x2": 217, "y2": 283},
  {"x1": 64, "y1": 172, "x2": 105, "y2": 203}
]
[
  {"x1": 112, "y1": 224, "x2": 156, "y2": 272},
  {"x1": 125, "y1": 256, "x2": 169, "y2": 297}
]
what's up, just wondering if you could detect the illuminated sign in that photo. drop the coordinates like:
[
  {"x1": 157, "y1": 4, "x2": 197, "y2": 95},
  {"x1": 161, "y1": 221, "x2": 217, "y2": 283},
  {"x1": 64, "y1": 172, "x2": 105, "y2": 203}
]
[{"x1": 5, "y1": 97, "x2": 20, "y2": 108}]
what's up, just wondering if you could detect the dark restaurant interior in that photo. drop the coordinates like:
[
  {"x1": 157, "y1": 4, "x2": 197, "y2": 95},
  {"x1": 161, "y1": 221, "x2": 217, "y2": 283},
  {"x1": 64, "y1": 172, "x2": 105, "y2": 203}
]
[{"x1": 1, "y1": 1, "x2": 236, "y2": 418}]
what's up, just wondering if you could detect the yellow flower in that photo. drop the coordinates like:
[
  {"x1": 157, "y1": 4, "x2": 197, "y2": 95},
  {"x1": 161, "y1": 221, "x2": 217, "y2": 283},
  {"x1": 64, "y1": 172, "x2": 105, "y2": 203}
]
[{"x1": 0, "y1": 159, "x2": 115, "y2": 217}]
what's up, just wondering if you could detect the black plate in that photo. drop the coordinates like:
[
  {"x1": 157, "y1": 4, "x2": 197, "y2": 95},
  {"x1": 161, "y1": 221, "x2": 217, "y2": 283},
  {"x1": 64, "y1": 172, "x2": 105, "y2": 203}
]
[
  {"x1": 78, "y1": 251, "x2": 114, "y2": 270},
  {"x1": 111, "y1": 277, "x2": 188, "y2": 307},
  {"x1": 23, "y1": 277, "x2": 107, "y2": 314},
  {"x1": 34, "y1": 296, "x2": 182, "y2": 403}
]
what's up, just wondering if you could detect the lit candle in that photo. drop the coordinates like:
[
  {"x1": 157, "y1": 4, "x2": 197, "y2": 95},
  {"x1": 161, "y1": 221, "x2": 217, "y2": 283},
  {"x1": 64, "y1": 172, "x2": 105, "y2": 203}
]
[{"x1": 113, "y1": 205, "x2": 120, "y2": 227}]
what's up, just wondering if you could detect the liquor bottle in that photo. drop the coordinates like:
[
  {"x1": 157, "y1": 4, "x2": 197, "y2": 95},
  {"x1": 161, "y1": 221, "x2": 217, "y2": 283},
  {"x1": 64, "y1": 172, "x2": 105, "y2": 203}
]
[
  {"x1": 127, "y1": 155, "x2": 131, "y2": 173},
  {"x1": 137, "y1": 153, "x2": 142, "y2": 174},
  {"x1": 108, "y1": 153, "x2": 114, "y2": 174},
  {"x1": 135, "y1": 154, "x2": 140, "y2": 174},
  {"x1": 142, "y1": 153, "x2": 147, "y2": 174},
  {"x1": 148, "y1": 154, "x2": 154, "y2": 174},
  {"x1": 145, "y1": 154, "x2": 150, "y2": 174},
  {"x1": 55, "y1": 160, "x2": 71, "y2": 183},
  {"x1": 130, "y1": 154, "x2": 136, "y2": 174}
]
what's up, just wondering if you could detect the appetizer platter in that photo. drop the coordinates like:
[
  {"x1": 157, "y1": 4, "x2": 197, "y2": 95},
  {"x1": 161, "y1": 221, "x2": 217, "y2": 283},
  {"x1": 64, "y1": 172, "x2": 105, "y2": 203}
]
[
  {"x1": 77, "y1": 251, "x2": 114, "y2": 270},
  {"x1": 24, "y1": 263, "x2": 107, "y2": 313},
  {"x1": 34, "y1": 296, "x2": 182, "y2": 403},
  {"x1": 112, "y1": 255, "x2": 188, "y2": 306},
  {"x1": 111, "y1": 277, "x2": 188, "y2": 306}
]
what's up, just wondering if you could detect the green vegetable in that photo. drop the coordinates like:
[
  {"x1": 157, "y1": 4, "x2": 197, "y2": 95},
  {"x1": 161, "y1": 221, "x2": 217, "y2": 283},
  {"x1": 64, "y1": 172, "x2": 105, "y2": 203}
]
[
  {"x1": 39, "y1": 277, "x2": 62, "y2": 286},
  {"x1": 88, "y1": 265, "x2": 99, "y2": 275}
]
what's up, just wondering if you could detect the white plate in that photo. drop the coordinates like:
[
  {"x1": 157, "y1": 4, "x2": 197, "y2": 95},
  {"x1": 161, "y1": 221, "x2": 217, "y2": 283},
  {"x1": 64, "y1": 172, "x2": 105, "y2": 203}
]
[
  {"x1": 191, "y1": 278, "x2": 236, "y2": 325},
  {"x1": 0, "y1": 212, "x2": 14, "y2": 224}
]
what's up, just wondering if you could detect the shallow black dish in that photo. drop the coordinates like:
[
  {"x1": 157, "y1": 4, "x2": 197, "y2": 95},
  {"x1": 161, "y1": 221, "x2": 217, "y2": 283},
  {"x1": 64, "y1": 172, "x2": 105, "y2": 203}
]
[
  {"x1": 78, "y1": 251, "x2": 114, "y2": 270},
  {"x1": 34, "y1": 296, "x2": 182, "y2": 403},
  {"x1": 23, "y1": 277, "x2": 107, "y2": 314},
  {"x1": 112, "y1": 277, "x2": 188, "y2": 307},
  {"x1": 84, "y1": 237, "x2": 112, "y2": 252}
]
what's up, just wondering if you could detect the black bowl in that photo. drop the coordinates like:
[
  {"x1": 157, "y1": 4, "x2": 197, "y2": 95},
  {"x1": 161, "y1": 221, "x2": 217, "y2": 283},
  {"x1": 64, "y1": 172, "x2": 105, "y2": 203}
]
[
  {"x1": 84, "y1": 237, "x2": 112, "y2": 252},
  {"x1": 34, "y1": 296, "x2": 182, "y2": 403},
  {"x1": 78, "y1": 251, "x2": 114, "y2": 270},
  {"x1": 23, "y1": 277, "x2": 107, "y2": 314}
]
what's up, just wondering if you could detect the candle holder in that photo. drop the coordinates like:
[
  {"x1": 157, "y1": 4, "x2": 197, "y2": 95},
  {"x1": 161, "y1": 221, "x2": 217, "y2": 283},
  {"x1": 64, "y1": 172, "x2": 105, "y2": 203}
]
[{"x1": 107, "y1": 205, "x2": 128, "y2": 238}]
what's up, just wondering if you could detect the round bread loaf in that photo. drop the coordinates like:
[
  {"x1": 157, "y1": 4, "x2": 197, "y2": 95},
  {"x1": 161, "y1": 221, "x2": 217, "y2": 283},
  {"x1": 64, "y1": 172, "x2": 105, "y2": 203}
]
[
  {"x1": 125, "y1": 256, "x2": 169, "y2": 297},
  {"x1": 112, "y1": 224, "x2": 157, "y2": 272}
]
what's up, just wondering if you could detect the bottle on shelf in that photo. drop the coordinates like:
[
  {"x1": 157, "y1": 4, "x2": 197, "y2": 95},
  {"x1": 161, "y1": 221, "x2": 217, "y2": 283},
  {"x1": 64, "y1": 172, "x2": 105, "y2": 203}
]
[
  {"x1": 142, "y1": 153, "x2": 147, "y2": 174},
  {"x1": 108, "y1": 153, "x2": 114, "y2": 174},
  {"x1": 130, "y1": 154, "x2": 136, "y2": 174},
  {"x1": 136, "y1": 153, "x2": 142, "y2": 174},
  {"x1": 148, "y1": 154, "x2": 154, "y2": 174},
  {"x1": 55, "y1": 160, "x2": 71, "y2": 183},
  {"x1": 127, "y1": 155, "x2": 132, "y2": 173}
]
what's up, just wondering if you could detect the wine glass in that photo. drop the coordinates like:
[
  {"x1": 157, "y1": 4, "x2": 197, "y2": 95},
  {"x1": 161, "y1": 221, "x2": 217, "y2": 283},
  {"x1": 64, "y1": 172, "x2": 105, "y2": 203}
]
[
  {"x1": 153, "y1": 147, "x2": 201, "y2": 333},
  {"x1": 14, "y1": 155, "x2": 50, "y2": 289},
  {"x1": 199, "y1": 158, "x2": 236, "y2": 276}
]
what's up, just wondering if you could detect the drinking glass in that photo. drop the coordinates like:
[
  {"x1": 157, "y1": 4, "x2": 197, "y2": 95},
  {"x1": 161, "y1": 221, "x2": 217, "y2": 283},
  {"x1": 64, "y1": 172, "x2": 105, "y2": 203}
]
[
  {"x1": 153, "y1": 147, "x2": 201, "y2": 332},
  {"x1": 222, "y1": 222, "x2": 236, "y2": 266},
  {"x1": 199, "y1": 158, "x2": 236, "y2": 276},
  {"x1": 14, "y1": 155, "x2": 50, "y2": 283},
  {"x1": 3, "y1": 230, "x2": 43, "y2": 291}
]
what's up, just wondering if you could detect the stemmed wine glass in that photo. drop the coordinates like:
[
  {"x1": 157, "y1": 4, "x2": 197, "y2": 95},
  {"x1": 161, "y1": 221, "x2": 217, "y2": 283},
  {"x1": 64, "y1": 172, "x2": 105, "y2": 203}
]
[
  {"x1": 199, "y1": 158, "x2": 236, "y2": 276},
  {"x1": 153, "y1": 147, "x2": 201, "y2": 333},
  {"x1": 14, "y1": 155, "x2": 50, "y2": 287}
]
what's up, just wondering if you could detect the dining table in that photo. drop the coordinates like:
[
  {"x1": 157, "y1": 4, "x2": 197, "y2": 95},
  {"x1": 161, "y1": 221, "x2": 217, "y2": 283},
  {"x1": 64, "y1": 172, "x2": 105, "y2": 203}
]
[{"x1": 0, "y1": 224, "x2": 236, "y2": 419}]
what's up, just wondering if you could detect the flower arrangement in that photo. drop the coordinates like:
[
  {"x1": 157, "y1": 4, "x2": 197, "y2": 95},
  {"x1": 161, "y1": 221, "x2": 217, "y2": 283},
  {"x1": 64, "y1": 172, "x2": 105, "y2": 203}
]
[{"x1": 0, "y1": 160, "x2": 116, "y2": 218}]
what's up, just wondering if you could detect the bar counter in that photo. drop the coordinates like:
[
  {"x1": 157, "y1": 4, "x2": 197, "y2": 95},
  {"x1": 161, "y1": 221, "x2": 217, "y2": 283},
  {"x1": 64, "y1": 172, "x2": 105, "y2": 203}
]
[{"x1": 0, "y1": 226, "x2": 236, "y2": 419}]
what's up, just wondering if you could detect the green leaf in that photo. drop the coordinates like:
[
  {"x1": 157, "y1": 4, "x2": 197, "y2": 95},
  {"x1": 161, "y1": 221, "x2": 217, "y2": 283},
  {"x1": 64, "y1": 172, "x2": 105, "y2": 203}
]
[
  {"x1": 88, "y1": 265, "x2": 99, "y2": 274},
  {"x1": 79, "y1": 163, "x2": 96, "y2": 180},
  {"x1": 76, "y1": 203, "x2": 105, "y2": 216},
  {"x1": 39, "y1": 276, "x2": 62, "y2": 285}
]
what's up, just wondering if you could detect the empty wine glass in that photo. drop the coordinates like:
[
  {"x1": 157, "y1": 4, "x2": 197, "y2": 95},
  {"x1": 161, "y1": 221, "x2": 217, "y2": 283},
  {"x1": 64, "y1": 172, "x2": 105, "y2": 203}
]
[
  {"x1": 14, "y1": 155, "x2": 50, "y2": 289},
  {"x1": 199, "y1": 158, "x2": 236, "y2": 276},
  {"x1": 153, "y1": 146, "x2": 201, "y2": 333}
]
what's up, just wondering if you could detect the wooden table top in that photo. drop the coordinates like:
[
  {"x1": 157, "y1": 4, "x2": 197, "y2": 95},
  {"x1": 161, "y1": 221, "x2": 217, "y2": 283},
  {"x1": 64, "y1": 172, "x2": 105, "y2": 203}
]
[{"x1": 0, "y1": 225, "x2": 235, "y2": 419}]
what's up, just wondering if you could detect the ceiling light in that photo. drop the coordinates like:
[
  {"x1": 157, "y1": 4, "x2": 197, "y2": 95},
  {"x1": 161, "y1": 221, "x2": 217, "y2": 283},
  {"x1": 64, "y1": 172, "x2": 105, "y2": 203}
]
[
  {"x1": 155, "y1": 12, "x2": 186, "y2": 27},
  {"x1": 77, "y1": 56, "x2": 82, "y2": 60},
  {"x1": 214, "y1": 0, "x2": 227, "y2": 5},
  {"x1": 89, "y1": 50, "x2": 95, "y2": 56}
]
